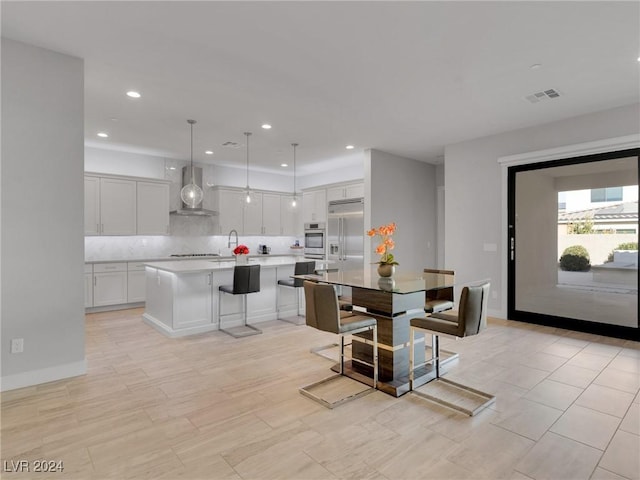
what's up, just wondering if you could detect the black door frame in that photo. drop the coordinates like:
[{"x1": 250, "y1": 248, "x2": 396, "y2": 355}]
[{"x1": 507, "y1": 148, "x2": 640, "y2": 341}]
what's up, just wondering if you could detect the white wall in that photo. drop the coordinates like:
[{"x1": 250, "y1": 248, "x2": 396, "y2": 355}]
[
  {"x1": 1, "y1": 39, "x2": 86, "y2": 390},
  {"x1": 365, "y1": 149, "x2": 437, "y2": 270},
  {"x1": 444, "y1": 103, "x2": 640, "y2": 317}
]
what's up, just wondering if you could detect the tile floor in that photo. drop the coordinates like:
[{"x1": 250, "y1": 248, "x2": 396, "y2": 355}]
[{"x1": 0, "y1": 309, "x2": 638, "y2": 479}]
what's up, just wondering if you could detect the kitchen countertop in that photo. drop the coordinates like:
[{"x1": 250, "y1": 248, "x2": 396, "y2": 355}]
[
  {"x1": 144, "y1": 255, "x2": 303, "y2": 273},
  {"x1": 86, "y1": 253, "x2": 301, "y2": 264}
]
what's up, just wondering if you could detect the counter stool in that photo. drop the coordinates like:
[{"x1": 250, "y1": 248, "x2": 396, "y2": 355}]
[
  {"x1": 218, "y1": 264, "x2": 261, "y2": 338},
  {"x1": 300, "y1": 280, "x2": 378, "y2": 409},
  {"x1": 276, "y1": 260, "x2": 316, "y2": 324},
  {"x1": 409, "y1": 282, "x2": 495, "y2": 416}
]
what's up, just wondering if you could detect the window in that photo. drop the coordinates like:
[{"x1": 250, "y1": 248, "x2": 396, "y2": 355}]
[{"x1": 591, "y1": 187, "x2": 623, "y2": 202}]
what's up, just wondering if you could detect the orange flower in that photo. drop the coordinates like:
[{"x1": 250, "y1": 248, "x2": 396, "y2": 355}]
[{"x1": 369, "y1": 222, "x2": 399, "y2": 266}]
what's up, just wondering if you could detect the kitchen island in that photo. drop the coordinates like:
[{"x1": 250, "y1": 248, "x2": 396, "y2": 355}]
[{"x1": 143, "y1": 256, "x2": 309, "y2": 337}]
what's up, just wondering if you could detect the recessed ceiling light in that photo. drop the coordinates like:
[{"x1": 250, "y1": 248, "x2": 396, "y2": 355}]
[
  {"x1": 281, "y1": 163, "x2": 288, "y2": 167},
  {"x1": 261, "y1": 124, "x2": 272, "y2": 130},
  {"x1": 205, "y1": 150, "x2": 214, "y2": 155},
  {"x1": 126, "y1": 91, "x2": 141, "y2": 98},
  {"x1": 97, "y1": 132, "x2": 109, "y2": 138},
  {"x1": 346, "y1": 145, "x2": 355, "y2": 150},
  {"x1": 529, "y1": 64, "x2": 542, "y2": 70},
  {"x1": 637, "y1": 56, "x2": 640, "y2": 62}
]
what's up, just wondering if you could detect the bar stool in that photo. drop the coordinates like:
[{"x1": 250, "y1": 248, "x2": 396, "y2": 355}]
[
  {"x1": 218, "y1": 264, "x2": 261, "y2": 338},
  {"x1": 276, "y1": 260, "x2": 316, "y2": 324}
]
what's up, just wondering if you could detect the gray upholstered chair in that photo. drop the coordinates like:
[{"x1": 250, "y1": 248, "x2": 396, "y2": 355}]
[
  {"x1": 423, "y1": 268, "x2": 455, "y2": 314},
  {"x1": 276, "y1": 260, "x2": 316, "y2": 324},
  {"x1": 300, "y1": 280, "x2": 378, "y2": 408},
  {"x1": 218, "y1": 264, "x2": 261, "y2": 338},
  {"x1": 409, "y1": 281, "x2": 495, "y2": 416}
]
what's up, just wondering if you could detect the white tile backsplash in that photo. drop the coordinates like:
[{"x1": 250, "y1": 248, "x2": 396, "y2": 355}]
[{"x1": 85, "y1": 234, "x2": 302, "y2": 261}]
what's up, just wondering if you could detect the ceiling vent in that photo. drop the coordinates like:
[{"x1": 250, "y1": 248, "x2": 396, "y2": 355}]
[
  {"x1": 221, "y1": 141, "x2": 242, "y2": 149},
  {"x1": 525, "y1": 89, "x2": 561, "y2": 104}
]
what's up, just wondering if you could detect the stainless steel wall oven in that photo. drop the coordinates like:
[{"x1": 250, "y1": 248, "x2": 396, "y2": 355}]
[{"x1": 304, "y1": 222, "x2": 326, "y2": 258}]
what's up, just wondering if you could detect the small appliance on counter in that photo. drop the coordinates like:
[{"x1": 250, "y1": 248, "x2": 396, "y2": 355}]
[{"x1": 257, "y1": 244, "x2": 271, "y2": 254}]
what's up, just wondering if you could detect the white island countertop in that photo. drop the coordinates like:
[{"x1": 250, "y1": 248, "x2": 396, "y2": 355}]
[{"x1": 145, "y1": 255, "x2": 302, "y2": 274}]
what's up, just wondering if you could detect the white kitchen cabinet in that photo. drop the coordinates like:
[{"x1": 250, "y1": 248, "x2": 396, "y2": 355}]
[
  {"x1": 85, "y1": 176, "x2": 101, "y2": 235},
  {"x1": 261, "y1": 193, "x2": 281, "y2": 235},
  {"x1": 137, "y1": 181, "x2": 170, "y2": 235},
  {"x1": 85, "y1": 173, "x2": 170, "y2": 236},
  {"x1": 93, "y1": 262, "x2": 128, "y2": 306},
  {"x1": 243, "y1": 193, "x2": 264, "y2": 235},
  {"x1": 243, "y1": 192, "x2": 281, "y2": 235},
  {"x1": 100, "y1": 178, "x2": 137, "y2": 235},
  {"x1": 213, "y1": 188, "x2": 244, "y2": 235},
  {"x1": 84, "y1": 263, "x2": 94, "y2": 307},
  {"x1": 174, "y1": 271, "x2": 213, "y2": 329},
  {"x1": 327, "y1": 182, "x2": 364, "y2": 202},
  {"x1": 280, "y1": 195, "x2": 300, "y2": 235},
  {"x1": 302, "y1": 189, "x2": 327, "y2": 223},
  {"x1": 127, "y1": 262, "x2": 146, "y2": 303}
]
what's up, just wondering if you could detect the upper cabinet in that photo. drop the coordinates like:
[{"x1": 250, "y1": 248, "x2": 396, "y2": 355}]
[
  {"x1": 100, "y1": 177, "x2": 137, "y2": 235},
  {"x1": 280, "y1": 195, "x2": 300, "y2": 236},
  {"x1": 302, "y1": 189, "x2": 327, "y2": 223},
  {"x1": 84, "y1": 176, "x2": 101, "y2": 235},
  {"x1": 212, "y1": 187, "x2": 244, "y2": 235},
  {"x1": 261, "y1": 193, "x2": 282, "y2": 235},
  {"x1": 212, "y1": 187, "x2": 299, "y2": 236},
  {"x1": 85, "y1": 173, "x2": 170, "y2": 236},
  {"x1": 326, "y1": 182, "x2": 364, "y2": 202},
  {"x1": 137, "y1": 181, "x2": 170, "y2": 235}
]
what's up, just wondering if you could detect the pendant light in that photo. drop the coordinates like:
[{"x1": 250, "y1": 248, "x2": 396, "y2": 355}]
[
  {"x1": 180, "y1": 119, "x2": 204, "y2": 208},
  {"x1": 291, "y1": 143, "x2": 298, "y2": 207},
  {"x1": 244, "y1": 132, "x2": 253, "y2": 204}
]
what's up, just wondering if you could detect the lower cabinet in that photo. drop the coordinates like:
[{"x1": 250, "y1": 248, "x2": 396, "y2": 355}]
[
  {"x1": 85, "y1": 263, "x2": 94, "y2": 308},
  {"x1": 127, "y1": 262, "x2": 146, "y2": 303},
  {"x1": 143, "y1": 265, "x2": 282, "y2": 337},
  {"x1": 174, "y1": 271, "x2": 213, "y2": 329},
  {"x1": 93, "y1": 263, "x2": 128, "y2": 307}
]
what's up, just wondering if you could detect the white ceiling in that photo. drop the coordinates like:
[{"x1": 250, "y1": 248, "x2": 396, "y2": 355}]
[{"x1": 2, "y1": 1, "x2": 639, "y2": 175}]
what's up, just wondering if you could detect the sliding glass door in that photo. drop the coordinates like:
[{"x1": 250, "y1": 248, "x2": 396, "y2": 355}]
[{"x1": 508, "y1": 149, "x2": 639, "y2": 339}]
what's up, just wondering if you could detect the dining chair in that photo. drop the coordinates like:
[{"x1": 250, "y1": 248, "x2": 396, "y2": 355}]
[
  {"x1": 409, "y1": 281, "x2": 495, "y2": 416},
  {"x1": 300, "y1": 280, "x2": 379, "y2": 408},
  {"x1": 423, "y1": 268, "x2": 455, "y2": 314}
]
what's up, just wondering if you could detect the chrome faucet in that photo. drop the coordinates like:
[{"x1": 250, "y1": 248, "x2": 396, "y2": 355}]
[{"x1": 227, "y1": 229, "x2": 239, "y2": 249}]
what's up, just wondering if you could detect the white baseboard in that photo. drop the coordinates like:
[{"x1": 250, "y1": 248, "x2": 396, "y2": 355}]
[{"x1": 0, "y1": 360, "x2": 87, "y2": 392}]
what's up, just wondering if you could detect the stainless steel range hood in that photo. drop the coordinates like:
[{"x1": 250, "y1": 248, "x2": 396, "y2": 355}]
[{"x1": 170, "y1": 166, "x2": 218, "y2": 216}]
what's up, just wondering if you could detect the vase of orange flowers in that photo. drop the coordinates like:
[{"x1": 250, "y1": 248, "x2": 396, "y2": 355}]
[{"x1": 367, "y1": 222, "x2": 398, "y2": 277}]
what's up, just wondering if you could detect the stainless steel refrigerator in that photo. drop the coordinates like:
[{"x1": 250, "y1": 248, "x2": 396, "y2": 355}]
[{"x1": 327, "y1": 198, "x2": 364, "y2": 271}]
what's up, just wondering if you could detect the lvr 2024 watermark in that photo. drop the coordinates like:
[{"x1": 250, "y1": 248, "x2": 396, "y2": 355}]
[{"x1": 3, "y1": 460, "x2": 64, "y2": 473}]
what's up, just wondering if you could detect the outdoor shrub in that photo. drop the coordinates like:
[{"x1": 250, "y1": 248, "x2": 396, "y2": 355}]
[
  {"x1": 606, "y1": 241, "x2": 638, "y2": 262},
  {"x1": 559, "y1": 245, "x2": 591, "y2": 271}
]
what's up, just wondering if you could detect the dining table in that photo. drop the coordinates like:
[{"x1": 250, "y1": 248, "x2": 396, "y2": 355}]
[{"x1": 296, "y1": 267, "x2": 456, "y2": 397}]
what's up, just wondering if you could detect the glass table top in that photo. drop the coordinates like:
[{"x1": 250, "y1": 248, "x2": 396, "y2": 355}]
[{"x1": 294, "y1": 266, "x2": 455, "y2": 294}]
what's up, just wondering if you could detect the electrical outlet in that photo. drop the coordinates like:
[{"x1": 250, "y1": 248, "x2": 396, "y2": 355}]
[{"x1": 10, "y1": 338, "x2": 24, "y2": 354}]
